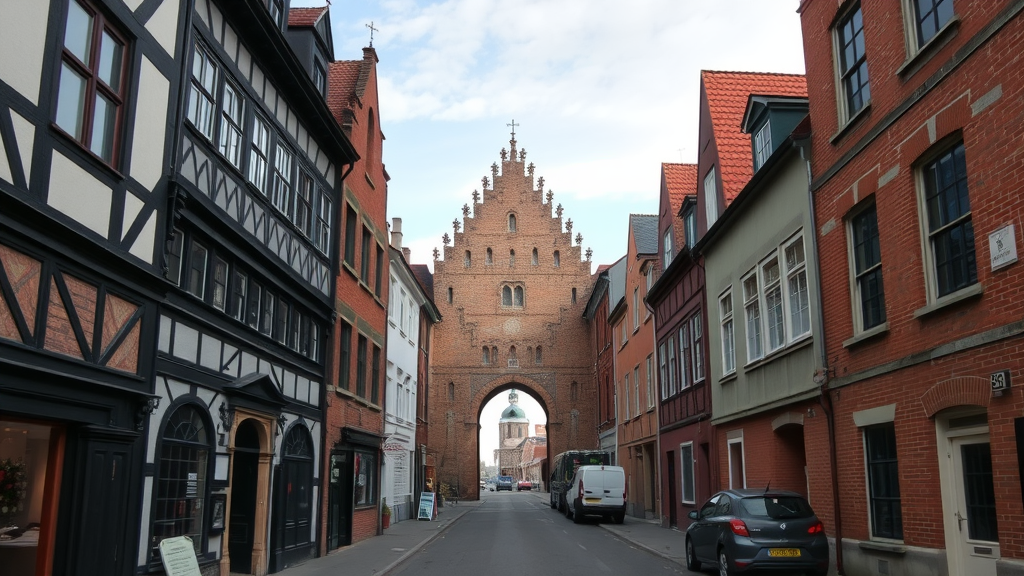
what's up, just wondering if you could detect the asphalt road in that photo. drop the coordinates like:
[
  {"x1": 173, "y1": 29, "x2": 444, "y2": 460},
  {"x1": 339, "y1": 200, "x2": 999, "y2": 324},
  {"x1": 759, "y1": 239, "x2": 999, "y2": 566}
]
[{"x1": 391, "y1": 490, "x2": 691, "y2": 576}]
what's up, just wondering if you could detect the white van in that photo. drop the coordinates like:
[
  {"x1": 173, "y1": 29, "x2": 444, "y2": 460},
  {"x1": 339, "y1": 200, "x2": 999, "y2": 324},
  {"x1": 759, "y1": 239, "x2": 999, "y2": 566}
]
[{"x1": 564, "y1": 465, "x2": 626, "y2": 524}]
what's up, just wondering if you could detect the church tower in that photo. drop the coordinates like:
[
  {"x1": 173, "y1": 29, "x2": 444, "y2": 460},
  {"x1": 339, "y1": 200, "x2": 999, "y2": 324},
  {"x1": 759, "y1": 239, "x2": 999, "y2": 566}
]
[
  {"x1": 428, "y1": 128, "x2": 599, "y2": 498},
  {"x1": 496, "y1": 389, "x2": 529, "y2": 478}
]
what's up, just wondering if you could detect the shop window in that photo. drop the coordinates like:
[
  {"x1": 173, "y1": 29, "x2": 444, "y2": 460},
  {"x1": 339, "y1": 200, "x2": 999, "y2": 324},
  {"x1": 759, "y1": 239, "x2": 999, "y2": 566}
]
[
  {"x1": 353, "y1": 451, "x2": 377, "y2": 507},
  {"x1": 151, "y1": 404, "x2": 211, "y2": 561}
]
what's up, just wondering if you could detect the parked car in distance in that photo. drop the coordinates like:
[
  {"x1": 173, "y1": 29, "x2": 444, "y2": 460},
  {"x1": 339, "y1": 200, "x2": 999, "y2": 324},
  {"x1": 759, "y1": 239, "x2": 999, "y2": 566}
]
[
  {"x1": 685, "y1": 489, "x2": 829, "y2": 576},
  {"x1": 480, "y1": 480, "x2": 486, "y2": 489},
  {"x1": 517, "y1": 480, "x2": 532, "y2": 491},
  {"x1": 564, "y1": 465, "x2": 625, "y2": 524},
  {"x1": 495, "y1": 475, "x2": 514, "y2": 491}
]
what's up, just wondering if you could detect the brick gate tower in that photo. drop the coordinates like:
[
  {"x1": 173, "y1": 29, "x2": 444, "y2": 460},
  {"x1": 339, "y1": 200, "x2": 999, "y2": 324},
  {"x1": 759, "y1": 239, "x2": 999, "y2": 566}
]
[{"x1": 428, "y1": 132, "x2": 598, "y2": 499}]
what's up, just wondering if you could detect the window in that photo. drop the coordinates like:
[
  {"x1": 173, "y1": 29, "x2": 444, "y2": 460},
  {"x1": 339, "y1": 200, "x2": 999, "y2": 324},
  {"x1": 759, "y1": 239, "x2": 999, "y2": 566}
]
[
  {"x1": 249, "y1": 115, "x2": 271, "y2": 195},
  {"x1": 509, "y1": 213, "x2": 517, "y2": 232},
  {"x1": 229, "y1": 269, "x2": 247, "y2": 321},
  {"x1": 447, "y1": 287, "x2": 453, "y2": 304},
  {"x1": 633, "y1": 366, "x2": 640, "y2": 416},
  {"x1": 295, "y1": 171, "x2": 314, "y2": 237},
  {"x1": 274, "y1": 299, "x2": 289, "y2": 344},
  {"x1": 167, "y1": 229, "x2": 184, "y2": 285},
  {"x1": 187, "y1": 242, "x2": 208, "y2": 298},
  {"x1": 399, "y1": 289, "x2": 407, "y2": 334},
  {"x1": 509, "y1": 249, "x2": 515, "y2": 267},
  {"x1": 338, "y1": 321, "x2": 351, "y2": 390},
  {"x1": 658, "y1": 343, "x2": 668, "y2": 400},
  {"x1": 720, "y1": 290, "x2": 736, "y2": 374},
  {"x1": 728, "y1": 436, "x2": 746, "y2": 489},
  {"x1": 514, "y1": 286, "x2": 524, "y2": 307},
  {"x1": 353, "y1": 450, "x2": 377, "y2": 507},
  {"x1": 508, "y1": 346, "x2": 518, "y2": 368},
  {"x1": 850, "y1": 202, "x2": 886, "y2": 331},
  {"x1": 259, "y1": 290, "x2": 275, "y2": 336},
  {"x1": 482, "y1": 347, "x2": 490, "y2": 364},
  {"x1": 646, "y1": 355, "x2": 654, "y2": 409},
  {"x1": 57, "y1": 0, "x2": 129, "y2": 165},
  {"x1": 219, "y1": 81, "x2": 245, "y2": 168},
  {"x1": 365, "y1": 109, "x2": 376, "y2": 169},
  {"x1": 678, "y1": 324, "x2": 691, "y2": 390},
  {"x1": 313, "y1": 61, "x2": 326, "y2": 96},
  {"x1": 447, "y1": 382, "x2": 455, "y2": 402},
  {"x1": 553, "y1": 251, "x2": 560, "y2": 267},
  {"x1": 865, "y1": 423, "x2": 903, "y2": 539},
  {"x1": 754, "y1": 120, "x2": 772, "y2": 170},
  {"x1": 532, "y1": 248, "x2": 538, "y2": 265},
  {"x1": 186, "y1": 43, "x2": 218, "y2": 140},
  {"x1": 356, "y1": 334, "x2": 367, "y2": 397},
  {"x1": 921, "y1": 142, "x2": 976, "y2": 299},
  {"x1": 246, "y1": 282, "x2": 262, "y2": 329},
  {"x1": 663, "y1": 230, "x2": 673, "y2": 269},
  {"x1": 271, "y1": 145, "x2": 294, "y2": 214},
  {"x1": 375, "y1": 245, "x2": 385, "y2": 297},
  {"x1": 211, "y1": 256, "x2": 228, "y2": 311},
  {"x1": 743, "y1": 270, "x2": 763, "y2": 361},
  {"x1": 836, "y1": 4, "x2": 870, "y2": 121},
  {"x1": 691, "y1": 314, "x2": 704, "y2": 382},
  {"x1": 704, "y1": 168, "x2": 718, "y2": 227},
  {"x1": 909, "y1": 0, "x2": 954, "y2": 48},
  {"x1": 535, "y1": 346, "x2": 542, "y2": 365},
  {"x1": 632, "y1": 288, "x2": 639, "y2": 331},
  {"x1": 344, "y1": 205, "x2": 357, "y2": 267},
  {"x1": 360, "y1": 227, "x2": 372, "y2": 284},
  {"x1": 486, "y1": 248, "x2": 493, "y2": 265},
  {"x1": 623, "y1": 373, "x2": 630, "y2": 419},
  {"x1": 314, "y1": 192, "x2": 331, "y2": 254},
  {"x1": 152, "y1": 405, "x2": 209, "y2": 561},
  {"x1": 667, "y1": 335, "x2": 677, "y2": 397},
  {"x1": 502, "y1": 285, "x2": 512, "y2": 306},
  {"x1": 571, "y1": 381, "x2": 579, "y2": 402},
  {"x1": 571, "y1": 288, "x2": 577, "y2": 304},
  {"x1": 464, "y1": 250, "x2": 471, "y2": 267},
  {"x1": 683, "y1": 205, "x2": 697, "y2": 249},
  {"x1": 371, "y1": 345, "x2": 381, "y2": 404},
  {"x1": 785, "y1": 237, "x2": 811, "y2": 338},
  {"x1": 680, "y1": 443, "x2": 695, "y2": 504},
  {"x1": 762, "y1": 255, "x2": 785, "y2": 352}
]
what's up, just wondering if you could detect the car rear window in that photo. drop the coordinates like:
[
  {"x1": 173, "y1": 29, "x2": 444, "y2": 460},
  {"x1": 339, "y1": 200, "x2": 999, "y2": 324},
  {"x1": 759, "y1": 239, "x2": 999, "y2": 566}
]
[{"x1": 740, "y1": 496, "x2": 814, "y2": 519}]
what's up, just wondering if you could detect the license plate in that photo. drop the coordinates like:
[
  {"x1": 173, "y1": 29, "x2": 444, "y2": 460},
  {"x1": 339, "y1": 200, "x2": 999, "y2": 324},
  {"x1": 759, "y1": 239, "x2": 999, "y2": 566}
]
[
  {"x1": 768, "y1": 548, "x2": 801, "y2": 557},
  {"x1": 584, "y1": 498, "x2": 601, "y2": 503}
]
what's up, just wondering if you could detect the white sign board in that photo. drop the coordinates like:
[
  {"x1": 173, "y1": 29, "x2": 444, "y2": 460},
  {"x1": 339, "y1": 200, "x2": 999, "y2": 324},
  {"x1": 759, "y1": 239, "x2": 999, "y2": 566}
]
[
  {"x1": 158, "y1": 536, "x2": 201, "y2": 576},
  {"x1": 417, "y1": 491, "x2": 436, "y2": 521},
  {"x1": 989, "y1": 225, "x2": 1018, "y2": 270}
]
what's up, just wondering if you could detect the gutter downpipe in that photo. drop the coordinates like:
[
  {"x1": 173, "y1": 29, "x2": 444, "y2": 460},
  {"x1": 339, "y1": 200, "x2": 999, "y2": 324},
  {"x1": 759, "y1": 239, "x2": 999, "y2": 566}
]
[{"x1": 797, "y1": 136, "x2": 843, "y2": 575}]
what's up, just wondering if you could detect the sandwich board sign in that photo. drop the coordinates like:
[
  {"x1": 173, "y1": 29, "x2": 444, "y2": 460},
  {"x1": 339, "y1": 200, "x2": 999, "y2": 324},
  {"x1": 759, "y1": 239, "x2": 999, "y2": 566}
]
[
  {"x1": 417, "y1": 491, "x2": 436, "y2": 520},
  {"x1": 158, "y1": 536, "x2": 201, "y2": 576}
]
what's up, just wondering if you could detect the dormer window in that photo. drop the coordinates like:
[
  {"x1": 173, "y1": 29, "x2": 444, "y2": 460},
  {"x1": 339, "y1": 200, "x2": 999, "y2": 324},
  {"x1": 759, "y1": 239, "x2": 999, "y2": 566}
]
[
  {"x1": 754, "y1": 120, "x2": 772, "y2": 170},
  {"x1": 313, "y1": 61, "x2": 326, "y2": 97}
]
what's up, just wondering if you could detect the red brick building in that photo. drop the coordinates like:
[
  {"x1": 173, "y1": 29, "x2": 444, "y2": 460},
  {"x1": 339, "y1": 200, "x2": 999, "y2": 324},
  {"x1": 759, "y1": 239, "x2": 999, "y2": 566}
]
[
  {"x1": 323, "y1": 45, "x2": 390, "y2": 550},
  {"x1": 584, "y1": 261, "x2": 620, "y2": 464},
  {"x1": 798, "y1": 1, "x2": 1024, "y2": 575},
  {"x1": 612, "y1": 214, "x2": 661, "y2": 519},
  {"x1": 427, "y1": 134, "x2": 598, "y2": 499}
]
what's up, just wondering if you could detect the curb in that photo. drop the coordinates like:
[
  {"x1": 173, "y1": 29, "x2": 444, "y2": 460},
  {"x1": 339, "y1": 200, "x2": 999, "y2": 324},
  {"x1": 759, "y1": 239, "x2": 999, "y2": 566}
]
[
  {"x1": 597, "y1": 523, "x2": 686, "y2": 568},
  {"x1": 377, "y1": 506, "x2": 474, "y2": 575}
]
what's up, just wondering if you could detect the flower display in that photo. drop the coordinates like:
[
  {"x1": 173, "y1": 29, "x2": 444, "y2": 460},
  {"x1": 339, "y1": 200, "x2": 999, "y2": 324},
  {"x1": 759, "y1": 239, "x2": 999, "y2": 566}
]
[{"x1": 0, "y1": 459, "x2": 27, "y2": 525}]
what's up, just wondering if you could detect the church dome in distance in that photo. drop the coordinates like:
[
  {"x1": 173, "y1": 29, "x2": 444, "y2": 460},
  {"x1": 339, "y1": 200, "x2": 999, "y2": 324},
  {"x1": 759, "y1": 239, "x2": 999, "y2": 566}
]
[{"x1": 499, "y1": 389, "x2": 529, "y2": 422}]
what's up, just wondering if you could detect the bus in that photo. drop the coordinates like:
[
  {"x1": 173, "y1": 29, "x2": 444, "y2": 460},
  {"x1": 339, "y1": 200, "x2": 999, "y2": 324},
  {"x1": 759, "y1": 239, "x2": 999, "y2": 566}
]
[{"x1": 548, "y1": 450, "x2": 611, "y2": 511}]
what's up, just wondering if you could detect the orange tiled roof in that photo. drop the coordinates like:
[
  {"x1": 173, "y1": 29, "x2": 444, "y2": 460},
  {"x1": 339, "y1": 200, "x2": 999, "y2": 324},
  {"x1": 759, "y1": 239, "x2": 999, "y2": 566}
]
[
  {"x1": 701, "y1": 70, "x2": 806, "y2": 206},
  {"x1": 662, "y1": 163, "x2": 697, "y2": 216},
  {"x1": 288, "y1": 6, "x2": 327, "y2": 27},
  {"x1": 327, "y1": 60, "x2": 362, "y2": 123}
]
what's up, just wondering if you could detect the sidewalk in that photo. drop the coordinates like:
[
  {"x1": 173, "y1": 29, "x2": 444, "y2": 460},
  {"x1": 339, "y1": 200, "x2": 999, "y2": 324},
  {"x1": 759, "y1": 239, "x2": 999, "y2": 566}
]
[
  {"x1": 527, "y1": 491, "x2": 689, "y2": 568},
  {"x1": 283, "y1": 499, "x2": 482, "y2": 576}
]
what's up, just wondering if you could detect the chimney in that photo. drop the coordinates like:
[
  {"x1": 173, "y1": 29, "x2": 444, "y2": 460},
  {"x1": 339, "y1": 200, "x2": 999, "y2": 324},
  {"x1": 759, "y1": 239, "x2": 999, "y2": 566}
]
[
  {"x1": 403, "y1": 247, "x2": 412, "y2": 261},
  {"x1": 391, "y1": 217, "x2": 403, "y2": 249}
]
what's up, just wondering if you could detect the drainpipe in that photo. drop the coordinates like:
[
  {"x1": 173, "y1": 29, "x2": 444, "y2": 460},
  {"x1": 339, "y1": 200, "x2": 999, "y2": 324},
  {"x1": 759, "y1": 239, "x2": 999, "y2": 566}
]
[{"x1": 797, "y1": 136, "x2": 843, "y2": 575}]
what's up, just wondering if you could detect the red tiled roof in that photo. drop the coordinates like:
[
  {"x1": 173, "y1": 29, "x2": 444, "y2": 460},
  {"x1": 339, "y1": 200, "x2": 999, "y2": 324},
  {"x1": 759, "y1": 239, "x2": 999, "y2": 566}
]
[
  {"x1": 662, "y1": 163, "x2": 698, "y2": 216},
  {"x1": 701, "y1": 71, "x2": 806, "y2": 206},
  {"x1": 288, "y1": 6, "x2": 327, "y2": 27},
  {"x1": 410, "y1": 264, "x2": 435, "y2": 302},
  {"x1": 327, "y1": 60, "x2": 362, "y2": 123}
]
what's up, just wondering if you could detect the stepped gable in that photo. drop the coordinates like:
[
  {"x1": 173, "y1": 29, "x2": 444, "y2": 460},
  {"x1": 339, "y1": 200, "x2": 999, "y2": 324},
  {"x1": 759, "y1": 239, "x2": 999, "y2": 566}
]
[
  {"x1": 701, "y1": 70, "x2": 806, "y2": 206},
  {"x1": 288, "y1": 6, "x2": 328, "y2": 27},
  {"x1": 434, "y1": 135, "x2": 591, "y2": 273}
]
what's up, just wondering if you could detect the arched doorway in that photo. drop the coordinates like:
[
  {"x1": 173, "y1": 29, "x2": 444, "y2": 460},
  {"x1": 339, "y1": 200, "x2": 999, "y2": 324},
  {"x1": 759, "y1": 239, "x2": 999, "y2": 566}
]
[
  {"x1": 270, "y1": 425, "x2": 314, "y2": 571},
  {"x1": 479, "y1": 388, "x2": 549, "y2": 492},
  {"x1": 229, "y1": 419, "x2": 261, "y2": 574}
]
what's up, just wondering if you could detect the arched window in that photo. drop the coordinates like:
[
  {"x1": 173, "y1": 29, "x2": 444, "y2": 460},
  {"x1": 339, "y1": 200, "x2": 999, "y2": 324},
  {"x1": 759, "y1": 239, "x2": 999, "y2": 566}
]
[
  {"x1": 491, "y1": 346, "x2": 498, "y2": 362},
  {"x1": 281, "y1": 426, "x2": 313, "y2": 549},
  {"x1": 366, "y1": 108, "x2": 376, "y2": 168},
  {"x1": 571, "y1": 381, "x2": 579, "y2": 401},
  {"x1": 553, "y1": 250, "x2": 560, "y2": 267},
  {"x1": 152, "y1": 404, "x2": 210, "y2": 560},
  {"x1": 447, "y1": 287, "x2": 453, "y2": 303},
  {"x1": 514, "y1": 286, "x2": 524, "y2": 307},
  {"x1": 483, "y1": 347, "x2": 490, "y2": 364},
  {"x1": 510, "y1": 346, "x2": 517, "y2": 359},
  {"x1": 509, "y1": 249, "x2": 515, "y2": 267},
  {"x1": 486, "y1": 248, "x2": 493, "y2": 265},
  {"x1": 464, "y1": 250, "x2": 471, "y2": 267},
  {"x1": 535, "y1": 346, "x2": 542, "y2": 364},
  {"x1": 502, "y1": 285, "x2": 513, "y2": 306},
  {"x1": 448, "y1": 382, "x2": 455, "y2": 402},
  {"x1": 532, "y1": 248, "x2": 538, "y2": 265},
  {"x1": 508, "y1": 213, "x2": 517, "y2": 232},
  {"x1": 572, "y1": 287, "x2": 577, "y2": 304}
]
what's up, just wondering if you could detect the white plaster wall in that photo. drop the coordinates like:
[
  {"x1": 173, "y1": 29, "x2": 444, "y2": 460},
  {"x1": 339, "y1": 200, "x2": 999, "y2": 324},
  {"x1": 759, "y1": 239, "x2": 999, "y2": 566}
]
[
  {"x1": 146, "y1": 0, "x2": 181, "y2": 57},
  {"x1": 130, "y1": 57, "x2": 170, "y2": 192},
  {"x1": 48, "y1": 152, "x2": 112, "y2": 237},
  {"x1": 11, "y1": 112, "x2": 35, "y2": 182},
  {"x1": 0, "y1": 0, "x2": 47, "y2": 105}
]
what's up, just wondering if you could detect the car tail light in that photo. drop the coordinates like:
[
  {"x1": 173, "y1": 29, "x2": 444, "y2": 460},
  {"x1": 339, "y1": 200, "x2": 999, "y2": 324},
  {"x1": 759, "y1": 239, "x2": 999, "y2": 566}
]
[
  {"x1": 808, "y1": 521, "x2": 824, "y2": 535},
  {"x1": 729, "y1": 519, "x2": 750, "y2": 537}
]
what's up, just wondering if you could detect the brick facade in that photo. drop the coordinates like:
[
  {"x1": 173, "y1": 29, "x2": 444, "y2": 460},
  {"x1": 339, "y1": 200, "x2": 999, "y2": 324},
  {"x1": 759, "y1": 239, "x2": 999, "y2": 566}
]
[{"x1": 427, "y1": 136, "x2": 598, "y2": 499}]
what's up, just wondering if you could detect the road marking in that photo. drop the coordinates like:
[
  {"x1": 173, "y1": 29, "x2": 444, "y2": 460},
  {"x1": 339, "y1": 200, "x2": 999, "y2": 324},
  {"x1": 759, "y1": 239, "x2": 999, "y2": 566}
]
[{"x1": 578, "y1": 544, "x2": 587, "y2": 550}]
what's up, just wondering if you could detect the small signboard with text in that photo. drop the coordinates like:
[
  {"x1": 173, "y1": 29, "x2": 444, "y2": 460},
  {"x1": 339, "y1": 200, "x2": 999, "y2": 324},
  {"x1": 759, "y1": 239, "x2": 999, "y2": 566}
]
[
  {"x1": 158, "y1": 536, "x2": 201, "y2": 576},
  {"x1": 417, "y1": 491, "x2": 436, "y2": 521}
]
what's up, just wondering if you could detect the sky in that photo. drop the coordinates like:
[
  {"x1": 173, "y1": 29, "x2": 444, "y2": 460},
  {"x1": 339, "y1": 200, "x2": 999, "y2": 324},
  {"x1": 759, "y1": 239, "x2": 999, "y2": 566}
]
[
  {"x1": 292, "y1": 0, "x2": 808, "y2": 272},
  {"x1": 478, "y1": 389, "x2": 546, "y2": 467}
]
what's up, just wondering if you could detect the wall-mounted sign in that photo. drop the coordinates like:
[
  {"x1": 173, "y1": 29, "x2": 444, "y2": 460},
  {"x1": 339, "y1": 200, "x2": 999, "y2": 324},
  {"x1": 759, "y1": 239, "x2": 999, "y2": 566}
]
[
  {"x1": 989, "y1": 225, "x2": 1017, "y2": 270},
  {"x1": 991, "y1": 370, "x2": 1011, "y2": 393}
]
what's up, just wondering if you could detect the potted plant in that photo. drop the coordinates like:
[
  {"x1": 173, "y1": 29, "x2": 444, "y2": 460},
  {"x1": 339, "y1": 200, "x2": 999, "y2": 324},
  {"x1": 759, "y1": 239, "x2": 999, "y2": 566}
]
[{"x1": 381, "y1": 500, "x2": 391, "y2": 529}]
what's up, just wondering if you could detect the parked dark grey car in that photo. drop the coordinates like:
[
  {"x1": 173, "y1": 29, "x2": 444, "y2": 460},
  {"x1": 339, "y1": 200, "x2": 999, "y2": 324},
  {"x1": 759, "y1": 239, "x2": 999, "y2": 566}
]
[{"x1": 685, "y1": 489, "x2": 829, "y2": 576}]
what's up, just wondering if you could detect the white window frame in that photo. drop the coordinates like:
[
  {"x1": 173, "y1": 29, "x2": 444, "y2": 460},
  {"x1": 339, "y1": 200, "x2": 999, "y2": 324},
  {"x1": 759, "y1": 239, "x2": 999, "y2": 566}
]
[
  {"x1": 667, "y1": 335, "x2": 677, "y2": 397},
  {"x1": 633, "y1": 366, "x2": 640, "y2": 416},
  {"x1": 761, "y1": 253, "x2": 785, "y2": 353},
  {"x1": 691, "y1": 313, "x2": 704, "y2": 383},
  {"x1": 832, "y1": 2, "x2": 871, "y2": 126},
  {"x1": 678, "y1": 324, "x2": 691, "y2": 390},
  {"x1": 727, "y1": 434, "x2": 746, "y2": 489},
  {"x1": 784, "y1": 235, "x2": 811, "y2": 340},
  {"x1": 720, "y1": 289, "x2": 736, "y2": 375},
  {"x1": 742, "y1": 269, "x2": 763, "y2": 362},
  {"x1": 704, "y1": 167, "x2": 718, "y2": 227},
  {"x1": 743, "y1": 232, "x2": 811, "y2": 364},
  {"x1": 683, "y1": 206, "x2": 697, "y2": 249},
  {"x1": 663, "y1": 230, "x2": 673, "y2": 269},
  {"x1": 846, "y1": 201, "x2": 886, "y2": 334},
  {"x1": 623, "y1": 373, "x2": 630, "y2": 420},
  {"x1": 900, "y1": 0, "x2": 955, "y2": 58},
  {"x1": 219, "y1": 80, "x2": 245, "y2": 169},
  {"x1": 680, "y1": 442, "x2": 695, "y2": 505},
  {"x1": 754, "y1": 120, "x2": 772, "y2": 170},
  {"x1": 645, "y1": 270, "x2": 653, "y2": 320},
  {"x1": 658, "y1": 343, "x2": 668, "y2": 401},
  {"x1": 646, "y1": 355, "x2": 655, "y2": 409},
  {"x1": 632, "y1": 288, "x2": 640, "y2": 332}
]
